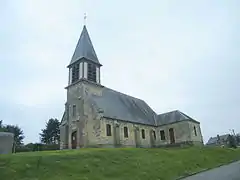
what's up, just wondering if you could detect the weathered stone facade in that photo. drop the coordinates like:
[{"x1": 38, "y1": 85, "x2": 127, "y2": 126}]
[
  {"x1": 60, "y1": 80, "x2": 203, "y2": 149},
  {"x1": 59, "y1": 25, "x2": 204, "y2": 149}
]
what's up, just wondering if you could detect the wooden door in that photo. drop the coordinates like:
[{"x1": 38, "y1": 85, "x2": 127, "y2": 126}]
[
  {"x1": 71, "y1": 131, "x2": 77, "y2": 149},
  {"x1": 169, "y1": 128, "x2": 175, "y2": 144}
]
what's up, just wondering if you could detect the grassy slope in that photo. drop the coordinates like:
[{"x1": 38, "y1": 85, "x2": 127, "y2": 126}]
[{"x1": 0, "y1": 147, "x2": 240, "y2": 180}]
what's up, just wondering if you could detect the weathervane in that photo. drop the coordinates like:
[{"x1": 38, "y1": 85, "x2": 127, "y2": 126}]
[{"x1": 84, "y1": 13, "x2": 87, "y2": 25}]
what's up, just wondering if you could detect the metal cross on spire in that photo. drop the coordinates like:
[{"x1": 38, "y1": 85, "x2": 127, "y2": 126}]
[{"x1": 84, "y1": 13, "x2": 87, "y2": 25}]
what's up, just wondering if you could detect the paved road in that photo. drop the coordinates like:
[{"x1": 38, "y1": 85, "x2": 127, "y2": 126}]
[{"x1": 182, "y1": 161, "x2": 240, "y2": 180}]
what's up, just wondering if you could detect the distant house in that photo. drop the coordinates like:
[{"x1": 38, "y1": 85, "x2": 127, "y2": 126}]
[{"x1": 206, "y1": 134, "x2": 230, "y2": 146}]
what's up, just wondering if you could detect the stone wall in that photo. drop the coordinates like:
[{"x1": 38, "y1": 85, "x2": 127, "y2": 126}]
[
  {"x1": 156, "y1": 121, "x2": 191, "y2": 145},
  {"x1": 97, "y1": 119, "x2": 203, "y2": 148},
  {"x1": 60, "y1": 80, "x2": 203, "y2": 149},
  {"x1": 60, "y1": 81, "x2": 104, "y2": 149},
  {"x1": 188, "y1": 121, "x2": 203, "y2": 145}
]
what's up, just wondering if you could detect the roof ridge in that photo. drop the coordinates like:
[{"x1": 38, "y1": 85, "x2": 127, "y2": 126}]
[{"x1": 157, "y1": 110, "x2": 178, "y2": 116}]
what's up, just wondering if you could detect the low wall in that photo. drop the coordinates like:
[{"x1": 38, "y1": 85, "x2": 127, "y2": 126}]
[{"x1": 0, "y1": 132, "x2": 14, "y2": 154}]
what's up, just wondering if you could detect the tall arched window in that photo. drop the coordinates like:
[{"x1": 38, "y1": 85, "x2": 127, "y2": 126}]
[
  {"x1": 141, "y1": 129, "x2": 145, "y2": 139},
  {"x1": 160, "y1": 130, "x2": 166, "y2": 140},
  {"x1": 194, "y1": 126, "x2": 197, "y2": 136},
  {"x1": 124, "y1": 127, "x2": 128, "y2": 138},
  {"x1": 106, "y1": 124, "x2": 111, "y2": 136},
  {"x1": 152, "y1": 130, "x2": 156, "y2": 140}
]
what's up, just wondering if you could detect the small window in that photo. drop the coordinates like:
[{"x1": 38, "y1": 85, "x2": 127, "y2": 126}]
[
  {"x1": 72, "y1": 105, "x2": 76, "y2": 117},
  {"x1": 160, "y1": 130, "x2": 166, "y2": 140},
  {"x1": 194, "y1": 126, "x2": 197, "y2": 136},
  {"x1": 141, "y1": 129, "x2": 145, "y2": 139},
  {"x1": 124, "y1": 127, "x2": 128, "y2": 138},
  {"x1": 153, "y1": 130, "x2": 156, "y2": 140},
  {"x1": 106, "y1": 124, "x2": 111, "y2": 136}
]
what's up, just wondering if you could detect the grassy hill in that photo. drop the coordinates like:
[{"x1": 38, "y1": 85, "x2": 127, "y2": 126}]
[{"x1": 0, "y1": 147, "x2": 240, "y2": 180}]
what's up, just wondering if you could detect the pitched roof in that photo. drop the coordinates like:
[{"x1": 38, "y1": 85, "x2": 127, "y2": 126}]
[
  {"x1": 69, "y1": 25, "x2": 100, "y2": 66},
  {"x1": 206, "y1": 134, "x2": 230, "y2": 145},
  {"x1": 61, "y1": 84, "x2": 200, "y2": 127},
  {"x1": 90, "y1": 87, "x2": 157, "y2": 126},
  {"x1": 156, "y1": 110, "x2": 199, "y2": 126}
]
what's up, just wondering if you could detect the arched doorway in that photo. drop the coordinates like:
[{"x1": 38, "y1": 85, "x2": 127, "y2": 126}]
[
  {"x1": 134, "y1": 128, "x2": 140, "y2": 148},
  {"x1": 113, "y1": 124, "x2": 120, "y2": 147},
  {"x1": 71, "y1": 131, "x2": 77, "y2": 149},
  {"x1": 149, "y1": 130, "x2": 156, "y2": 147},
  {"x1": 169, "y1": 128, "x2": 175, "y2": 144}
]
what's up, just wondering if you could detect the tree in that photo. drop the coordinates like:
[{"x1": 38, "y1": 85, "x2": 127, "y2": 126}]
[
  {"x1": 4, "y1": 124, "x2": 25, "y2": 146},
  {"x1": 228, "y1": 135, "x2": 237, "y2": 148},
  {"x1": 0, "y1": 120, "x2": 25, "y2": 148},
  {"x1": 235, "y1": 134, "x2": 240, "y2": 145},
  {"x1": 0, "y1": 120, "x2": 4, "y2": 132},
  {"x1": 40, "y1": 118, "x2": 60, "y2": 144}
]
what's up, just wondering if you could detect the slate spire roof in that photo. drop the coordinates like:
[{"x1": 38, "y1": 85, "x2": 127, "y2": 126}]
[{"x1": 69, "y1": 25, "x2": 100, "y2": 66}]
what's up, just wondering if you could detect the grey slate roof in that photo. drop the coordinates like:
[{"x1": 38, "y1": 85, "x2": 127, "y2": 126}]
[
  {"x1": 206, "y1": 134, "x2": 230, "y2": 145},
  {"x1": 156, "y1": 110, "x2": 199, "y2": 126},
  {"x1": 90, "y1": 87, "x2": 157, "y2": 126},
  {"x1": 69, "y1": 25, "x2": 100, "y2": 66},
  {"x1": 89, "y1": 87, "x2": 199, "y2": 126}
]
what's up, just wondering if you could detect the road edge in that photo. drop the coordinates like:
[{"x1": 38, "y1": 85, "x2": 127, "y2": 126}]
[{"x1": 176, "y1": 159, "x2": 239, "y2": 180}]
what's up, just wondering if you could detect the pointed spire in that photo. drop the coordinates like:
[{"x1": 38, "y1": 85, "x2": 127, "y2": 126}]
[{"x1": 69, "y1": 25, "x2": 100, "y2": 66}]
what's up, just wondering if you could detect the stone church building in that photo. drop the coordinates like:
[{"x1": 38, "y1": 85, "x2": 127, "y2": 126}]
[{"x1": 60, "y1": 25, "x2": 203, "y2": 149}]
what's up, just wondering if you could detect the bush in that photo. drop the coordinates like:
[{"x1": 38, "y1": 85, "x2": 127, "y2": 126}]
[
  {"x1": 15, "y1": 143, "x2": 60, "y2": 153},
  {"x1": 15, "y1": 146, "x2": 32, "y2": 153}
]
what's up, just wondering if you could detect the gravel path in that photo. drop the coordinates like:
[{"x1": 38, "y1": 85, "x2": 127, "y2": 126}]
[{"x1": 182, "y1": 161, "x2": 240, "y2": 180}]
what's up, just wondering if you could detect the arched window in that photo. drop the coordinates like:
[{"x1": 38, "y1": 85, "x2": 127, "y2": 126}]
[
  {"x1": 141, "y1": 129, "x2": 145, "y2": 139},
  {"x1": 160, "y1": 130, "x2": 166, "y2": 140},
  {"x1": 72, "y1": 105, "x2": 76, "y2": 117},
  {"x1": 106, "y1": 124, "x2": 111, "y2": 136},
  {"x1": 152, "y1": 130, "x2": 156, "y2": 140},
  {"x1": 194, "y1": 126, "x2": 197, "y2": 136},
  {"x1": 124, "y1": 127, "x2": 128, "y2": 138}
]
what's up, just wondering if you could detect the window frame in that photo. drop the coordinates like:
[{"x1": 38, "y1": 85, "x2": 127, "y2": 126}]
[
  {"x1": 72, "y1": 105, "x2": 76, "y2": 117},
  {"x1": 124, "y1": 126, "x2": 128, "y2": 138},
  {"x1": 141, "y1": 129, "x2": 145, "y2": 139},
  {"x1": 153, "y1": 130, "x2": 156, "y2": 140},
  {"x1": 194, "y1": 126, "x2": 197, "y2": 136},
  {"x1": 106, "y1": 124, "x2": 112, "y2": 136},
  {"x1": 160, "y1": 130, "x2": 166, "y2": 140}
]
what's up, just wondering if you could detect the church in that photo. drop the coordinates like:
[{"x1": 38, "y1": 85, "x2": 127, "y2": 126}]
[{"x1": 60, "y1": 25, "x2": 203, "y2": 149}]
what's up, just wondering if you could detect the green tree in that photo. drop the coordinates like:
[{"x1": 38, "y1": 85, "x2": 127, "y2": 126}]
[
  {"x1": 236, "y1": 134, "x2": 240, "y2": 145},
  {"x1": 40, "y1": 118, "x2": 60, "y2": 144},
  {"x1": 4, "y1": 124, "x2": 25, "y2": 146},
  {"x1": 0, "y1": 120, "x2": 4, "y2": 132},
  {"x1": 228, "y1": 135, "x2": 237, "y2": 148},
  {"x1": 0, "y1": 120, "x2": 25, "y2": 151}
]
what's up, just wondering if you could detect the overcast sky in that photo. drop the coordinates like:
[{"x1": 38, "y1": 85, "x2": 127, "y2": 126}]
[{"x1": 0, "y1": 0, "x2": 239, "y2": 144}]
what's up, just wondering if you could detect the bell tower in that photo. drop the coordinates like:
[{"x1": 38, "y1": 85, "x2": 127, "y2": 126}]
[{"x1": 67, "y1": 25, "x2": 102, "y2": 86}]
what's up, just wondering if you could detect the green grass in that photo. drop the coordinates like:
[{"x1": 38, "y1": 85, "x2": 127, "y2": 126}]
[{"x1": 0, "y1": 147, "x2": 240, "y2": 180}]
